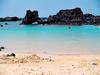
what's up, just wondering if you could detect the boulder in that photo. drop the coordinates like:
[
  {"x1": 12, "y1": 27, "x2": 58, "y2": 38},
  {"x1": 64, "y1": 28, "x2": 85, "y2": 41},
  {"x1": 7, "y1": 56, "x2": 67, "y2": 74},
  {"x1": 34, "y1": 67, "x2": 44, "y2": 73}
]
[
  {"x1": 5, "y1": 23, "x2": 8, "y2": 25},
  {"x1": 0, "y1": 46, "x2": 5, "y2": 51},
  {"x1": 5, "y1": 53, "x2": 16, "y2": 57},
  {"x1": 0, "y1": 24, "x2": 3, "y2": 27},
  {"x1": 10, "y1": 53, "x2": 16, "y2": 57},
  {"x1": 0, "y1": 46, "x2": 5, "y2": 49}
]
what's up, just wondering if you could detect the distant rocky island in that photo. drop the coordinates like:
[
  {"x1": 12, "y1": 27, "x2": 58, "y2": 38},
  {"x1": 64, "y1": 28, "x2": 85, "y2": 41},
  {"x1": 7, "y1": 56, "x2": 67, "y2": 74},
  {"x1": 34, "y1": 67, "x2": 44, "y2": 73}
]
[
  {"x1": 0, "y1": 8, "x2": 100, "y2": 25},
  {"x1": 0, "y1": 17, "x2": 21, "y2": 21}
]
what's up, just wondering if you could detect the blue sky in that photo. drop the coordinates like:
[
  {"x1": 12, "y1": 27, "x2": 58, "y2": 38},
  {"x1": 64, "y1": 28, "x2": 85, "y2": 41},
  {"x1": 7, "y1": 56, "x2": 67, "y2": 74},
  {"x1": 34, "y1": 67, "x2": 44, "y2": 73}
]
[{"x1": 0, "y1": 0, "x2": 100, "y2": 17}]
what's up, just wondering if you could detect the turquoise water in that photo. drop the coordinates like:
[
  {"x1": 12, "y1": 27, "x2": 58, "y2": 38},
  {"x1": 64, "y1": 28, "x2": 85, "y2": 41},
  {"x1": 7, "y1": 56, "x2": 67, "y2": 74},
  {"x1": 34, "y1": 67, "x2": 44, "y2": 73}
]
[{"x1": 0, "y1": 21, "x2": 100, "y2": 54}]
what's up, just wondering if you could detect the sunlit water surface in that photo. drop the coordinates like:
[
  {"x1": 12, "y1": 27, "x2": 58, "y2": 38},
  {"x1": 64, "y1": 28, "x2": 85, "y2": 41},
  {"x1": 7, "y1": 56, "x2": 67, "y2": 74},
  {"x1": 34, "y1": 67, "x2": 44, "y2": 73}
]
[{"x1": 0, "y1": 21, "x2": 100, "y2": 54}]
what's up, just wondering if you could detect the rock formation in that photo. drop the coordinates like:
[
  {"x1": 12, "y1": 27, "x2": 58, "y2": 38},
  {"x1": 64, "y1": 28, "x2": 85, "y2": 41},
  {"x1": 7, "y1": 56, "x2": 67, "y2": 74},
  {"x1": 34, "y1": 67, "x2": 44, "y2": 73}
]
[
  {"x1": 0, "y1": 17, "x2": 21, "y2": 21},
  {"x1": 47, "y1": 8, "x2": 100, "y2": 25},
  {"x1": 21, "y1": 8, "x2": 100, "y2": 25},
  {"x1": 22, "y1": 10, "x2": 43, "y2": 24},
  {"x1": 0, "y1": 8, "x2": 100, "y2": 25},
  {"x1": 47, "y1": 8, "x2": 84, "y2": 25},
  {"x1": 0, "y1": 7, "x2": 99, "y2": 25}
]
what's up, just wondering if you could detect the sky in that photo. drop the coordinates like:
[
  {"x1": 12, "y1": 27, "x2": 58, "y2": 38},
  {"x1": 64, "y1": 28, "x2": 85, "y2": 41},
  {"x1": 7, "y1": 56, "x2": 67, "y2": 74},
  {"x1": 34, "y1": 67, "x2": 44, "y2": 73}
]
[{"x1": 0, "y1": 0, "x2": 100, "y2": 17}]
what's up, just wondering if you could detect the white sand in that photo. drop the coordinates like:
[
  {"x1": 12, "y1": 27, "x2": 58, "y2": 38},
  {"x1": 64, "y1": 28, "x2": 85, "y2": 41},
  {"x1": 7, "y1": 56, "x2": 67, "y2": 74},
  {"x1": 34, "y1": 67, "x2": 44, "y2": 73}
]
[{"x1": 0, "y1": 52, "x2": 100, "y2": 75}]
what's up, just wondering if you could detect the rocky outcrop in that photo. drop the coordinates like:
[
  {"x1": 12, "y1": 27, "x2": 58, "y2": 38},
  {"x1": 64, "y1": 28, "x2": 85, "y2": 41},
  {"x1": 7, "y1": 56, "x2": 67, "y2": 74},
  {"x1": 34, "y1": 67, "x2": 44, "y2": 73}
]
[
  {"x1": 0, "y1": 17, "x2": 21, "y2": 21},
  {"x1": 20, "y1": 8, "x2": 100, "y2": 25},
  {"x1": 22, "y1": 10, "x2": 43, "y2": 24},
  {"x1": 47, "y1": 8, "x2": 100, "y2": 25},
  {"x1": 83, "y1": 14, "x2": 95, "y2": 24},
  {"x1": 0, "y1": 46, "x2": 5, "y2": 51},
  {"x1": 47, "y1": 8, "x2": 84, "y2": 25}
]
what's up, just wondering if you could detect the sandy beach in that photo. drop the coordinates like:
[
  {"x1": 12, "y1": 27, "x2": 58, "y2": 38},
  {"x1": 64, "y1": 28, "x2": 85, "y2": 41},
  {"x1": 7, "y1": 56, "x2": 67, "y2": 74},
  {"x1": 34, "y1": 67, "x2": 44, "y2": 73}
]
[
  {"x1": 0, "y1": 52, "x2": 99, "y2": 75},
  {"x1": 0, "y1": 0, "x2": 100, "y2": 75}
]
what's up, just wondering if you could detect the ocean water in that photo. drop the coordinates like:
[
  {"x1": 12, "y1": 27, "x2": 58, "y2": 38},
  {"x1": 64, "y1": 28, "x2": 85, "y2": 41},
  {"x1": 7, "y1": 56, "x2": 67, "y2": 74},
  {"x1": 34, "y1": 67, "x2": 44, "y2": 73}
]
[{"x1": 0, "y1": 21, "x2": 100, "y2": 54}]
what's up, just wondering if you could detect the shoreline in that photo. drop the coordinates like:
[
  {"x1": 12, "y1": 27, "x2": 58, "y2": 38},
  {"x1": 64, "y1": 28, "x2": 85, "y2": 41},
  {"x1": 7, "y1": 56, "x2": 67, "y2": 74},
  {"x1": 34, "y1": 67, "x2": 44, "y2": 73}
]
[{"x1": 1, "y1": 51, "x2": 100, "y2": 56}]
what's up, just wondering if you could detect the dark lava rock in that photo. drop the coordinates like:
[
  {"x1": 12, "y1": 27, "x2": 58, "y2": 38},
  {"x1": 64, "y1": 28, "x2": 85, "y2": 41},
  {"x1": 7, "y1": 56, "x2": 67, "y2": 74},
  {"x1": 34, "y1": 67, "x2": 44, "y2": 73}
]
[
  {"x1": 0, "y1": 17, "x2": 21, "y2": 21},
  {"x1": 21, "y1": 8, "x2": 100, "y2": 25},
  {"x1": 0, "y1": 46, "x2": 5, "y2": 49},
  {"x1": 5, "y1": 23, "x2": 8, "y2": 25},
  {"x1": 0, "y1": 46, "x2": 5, "y2": 51},
  {"x1": 22, "y1": 10, "x2": 43, "y2": 24},
  {"x1": 0, "y1": 18, "x2": 4, "y2": 21},
  {"x1": 4, "y1": 17, "x2": 21, "y2": 21},
  {"x1": 0, "y1": 24, "x2": 3, "y2": 27},
  {"x1": 10, "y1": 53, "x2": 16, "y2": 57},
  {"x1": 6, "y1": 54, "x2": 10, "y2": 57},
  {"x1": 6, "y1": 53, "x2": 16, "y2": 57},
  {"x1": 47, "y1": 8, "x2": 84, "y2": 25},
  {"x1": 47, "y1": 8, "x2": 100, "y2": 25},
  {"x1": 84, "y1": 13, "x2": 94, "y2": 17}
]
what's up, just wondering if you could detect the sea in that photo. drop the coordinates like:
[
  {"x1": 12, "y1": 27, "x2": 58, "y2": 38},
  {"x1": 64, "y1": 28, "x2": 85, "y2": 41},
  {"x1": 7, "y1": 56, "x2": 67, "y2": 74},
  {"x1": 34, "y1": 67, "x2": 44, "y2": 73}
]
[{"x1": 0, "y1": 21, "x2": 100, "y2": 54}]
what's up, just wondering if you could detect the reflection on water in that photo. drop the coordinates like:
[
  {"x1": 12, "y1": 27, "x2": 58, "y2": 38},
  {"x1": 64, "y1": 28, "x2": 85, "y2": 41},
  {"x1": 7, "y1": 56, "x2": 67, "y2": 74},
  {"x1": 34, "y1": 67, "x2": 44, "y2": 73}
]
[{"x1": 0, "y1": 21, "x2": 100, "y2": 54}]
